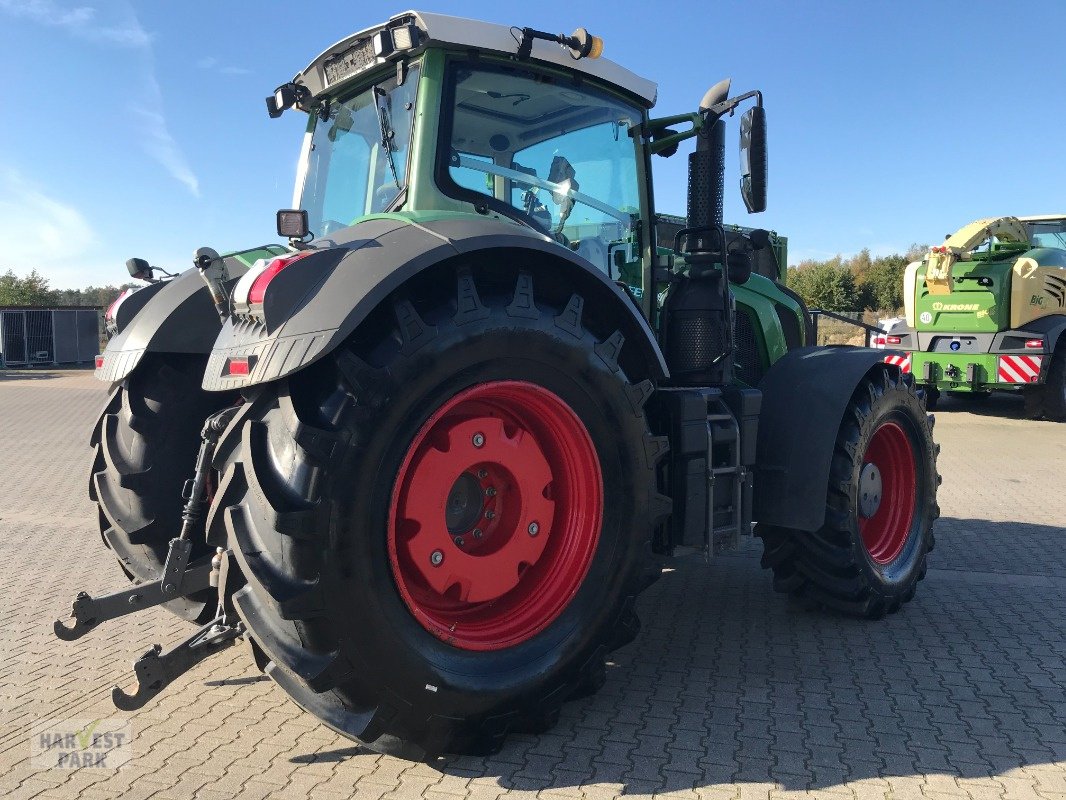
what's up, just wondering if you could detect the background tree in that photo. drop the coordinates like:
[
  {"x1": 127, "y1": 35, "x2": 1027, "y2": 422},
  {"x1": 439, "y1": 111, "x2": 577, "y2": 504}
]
[
  {"x1": 0, "y1": 269, "x2": 133, "y2": 308},
  {"x1": 787, "y1": 243, "x2": 929, "y2": 313},
  {"x1": 0, "y1": 269, "x2": 58, "y2": 306},
  {"x1": 787, "y1": 257, "x2": 860, "y2": 310}
]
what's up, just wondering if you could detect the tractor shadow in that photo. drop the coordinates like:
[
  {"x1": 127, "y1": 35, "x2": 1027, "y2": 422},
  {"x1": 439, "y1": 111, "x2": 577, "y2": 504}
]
[
  {"x1": 933, "y1": 391, "x2": 1028, "y2": 420},
  {"x1": 296, "y1": 521, "x2": 1066, "y2": 792}
]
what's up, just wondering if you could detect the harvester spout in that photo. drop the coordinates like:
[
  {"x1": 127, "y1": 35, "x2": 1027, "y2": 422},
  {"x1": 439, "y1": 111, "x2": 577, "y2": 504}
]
[{"x1": 924, "y1": 216, "x2": 1030, "y2": 295}]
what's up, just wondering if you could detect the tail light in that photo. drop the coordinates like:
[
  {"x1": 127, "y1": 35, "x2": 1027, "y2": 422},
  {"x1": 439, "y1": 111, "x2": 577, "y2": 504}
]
[
  {"x1": 248, "y1": 253, "x2": 313, "y2": 308},
  {"x1": 886, "y1": 335, "x2": 902, "y2": 345},
  {"x1": 874, "y1": 335, "x2": 886, "y2": 346},
  {"x1": 226, "y1": 357, "x2": 251, "y2": 376},
  {"x1": 233, "y1": 251, "x2": 315, "y2": 315},
  {"x1": 1024, "y1": 339, "x2": 1043, "y2": 349},
  {"x1": 105, "y1": 288, "x2": 132, "y2": 323}
]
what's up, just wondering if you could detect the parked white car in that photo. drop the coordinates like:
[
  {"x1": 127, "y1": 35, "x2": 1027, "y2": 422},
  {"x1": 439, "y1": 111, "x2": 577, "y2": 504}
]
[{"x1": 870, "y1": 316, "x2": 906, "y2": 348}]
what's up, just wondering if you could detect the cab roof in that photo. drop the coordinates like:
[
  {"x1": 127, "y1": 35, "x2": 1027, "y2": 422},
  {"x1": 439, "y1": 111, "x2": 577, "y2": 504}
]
[{"x1": 292, "y1": 10, "x2": 658, "y2": 107}]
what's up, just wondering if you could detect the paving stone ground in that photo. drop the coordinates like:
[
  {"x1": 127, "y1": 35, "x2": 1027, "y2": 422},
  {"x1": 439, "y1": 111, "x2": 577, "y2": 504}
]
[{"x1": 0, "y1": 368, "x2": 1064, "y2": 800}]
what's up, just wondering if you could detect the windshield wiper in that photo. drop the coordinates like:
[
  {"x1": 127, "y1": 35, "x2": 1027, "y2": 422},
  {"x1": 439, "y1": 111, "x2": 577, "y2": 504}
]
[{"x1": 372, "y1": 85, "x2": 401, "y2": 189}]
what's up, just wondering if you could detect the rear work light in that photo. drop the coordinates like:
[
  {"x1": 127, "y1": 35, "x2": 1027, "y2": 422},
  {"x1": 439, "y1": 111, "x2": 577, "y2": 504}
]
[
  {"x1": 1024, "y1": 339, "x2": 1043, "y2": 349},
  {"x1": 247, "y1": 252, "x2": 314, "y2": 309}
]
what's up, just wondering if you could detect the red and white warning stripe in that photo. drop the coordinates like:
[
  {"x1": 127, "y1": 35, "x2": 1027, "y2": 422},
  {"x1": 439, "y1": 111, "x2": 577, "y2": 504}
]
[
  {"x1": 883, "y1": 354, "x2": 911, "y2": 373},
  {"x1": 998, "y1": 355, "x2": 1042, "y2": 383}
]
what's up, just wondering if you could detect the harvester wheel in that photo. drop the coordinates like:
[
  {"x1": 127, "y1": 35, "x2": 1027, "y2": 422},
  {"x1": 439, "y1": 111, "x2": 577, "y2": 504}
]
[
  {"x1": 211, "y1": 267, "x2": 668, "y2": 757},
  {"x1": 758, "y1": 368, "x2": 939, "y2": 618},
  {"x1": 922, "y1": 386, "x2": 939, "y2": 411},
  {"x1": 89, "y1": 354, "x2": 231, "y2": 621},
  {"x1": 1026, "y1": 343, "x2": 1066, "y2": 422}
]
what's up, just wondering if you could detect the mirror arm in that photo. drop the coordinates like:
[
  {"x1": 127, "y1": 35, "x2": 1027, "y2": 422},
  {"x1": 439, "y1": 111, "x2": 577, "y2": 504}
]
[
  {"x1": 702, "y1": 90, "x2": 762, "y2": 125},
  {"x1": 644, "y1": 112, "x2": 701, "y2": 156},
  {"x1": 645, "y1": 89, "x2": 763, "y2": 156}
]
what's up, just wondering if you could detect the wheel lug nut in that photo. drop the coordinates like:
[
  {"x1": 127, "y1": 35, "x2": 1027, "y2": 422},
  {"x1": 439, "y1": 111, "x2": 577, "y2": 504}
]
[
  {"x1": 453, "y1": 536, "x2": 465, "y2": 547},
  {"x1": 485, "y1": 510, "x2": 496, "y2": 520},
  {"x1": 485, "y1": 487, "x2": 496, "y2": 497},
  {"x1": 472, "y1": 433, "x2": 485, "y2": 448},
  {"x1": 472, "y1": 528, "x2": 483, "y2": 539},
  {"x1": 528, "y1": 521, "x2": 539, "y2": 536},
  {"x1": 477, "y1": 469, "x2": 488, "y2": 479},
  {"x1": 430, "y1": 550, "x2": 444, "y2": 566}
]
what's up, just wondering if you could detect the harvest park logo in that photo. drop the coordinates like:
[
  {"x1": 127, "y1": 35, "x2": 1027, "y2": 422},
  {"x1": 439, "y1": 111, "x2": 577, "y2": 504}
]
[{"x1": 31, "y1": 719, "x2": 133, "y2": 769}]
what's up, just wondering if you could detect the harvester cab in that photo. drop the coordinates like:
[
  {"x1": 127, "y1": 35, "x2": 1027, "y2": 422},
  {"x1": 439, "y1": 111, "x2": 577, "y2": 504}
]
[
  {"x1": 891, "y1": 215, "x2": 1066, "y2": 419},
  {"x1": 62, "y1": 11, "x2": 940, "y2": 759}
]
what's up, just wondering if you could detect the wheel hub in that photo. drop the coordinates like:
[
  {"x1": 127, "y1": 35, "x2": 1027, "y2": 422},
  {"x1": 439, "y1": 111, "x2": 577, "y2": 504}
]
[
  {"x1": 388, "y1": 381, "x2": 603, "y2": 650},
  {"x1": 445, "y1": 472, "x2": 485, "y2": 535},
  {"x1": 858, "y1": 462, "x2": 883, "y2": 518},
  {"x1": 858, "y1": 420, "x2": 917, "y2": 565}
]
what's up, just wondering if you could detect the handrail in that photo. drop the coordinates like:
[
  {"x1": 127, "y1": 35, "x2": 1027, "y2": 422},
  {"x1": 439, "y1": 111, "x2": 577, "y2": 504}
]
[
  {"x1": 456, "y1": 155, "x2": 632, "y2": 225},
  {"x1": 808, "y1": 308, "x2": 883, "y2": 341}
]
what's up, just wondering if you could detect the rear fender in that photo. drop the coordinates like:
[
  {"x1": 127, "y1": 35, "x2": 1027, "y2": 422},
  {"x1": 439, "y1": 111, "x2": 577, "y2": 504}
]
[
  {"x1": 111, "y1": 281, "x2": 167, "y2": 334},
  {"x1": 753, "y1": 346, "x2": 903, "y2": 532},
  {"x1": 203, "y1": 216, "x2": 667, "y2": 390},
  {"x1": 95, "y1": 245, "x2": 287, "y2": 384}
]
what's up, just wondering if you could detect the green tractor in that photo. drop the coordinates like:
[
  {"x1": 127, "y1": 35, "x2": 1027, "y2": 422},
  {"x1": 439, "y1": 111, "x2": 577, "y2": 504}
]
[
  {"x1": 887, "y1": 215, "x2": 1066, "y2": 419},
  {"x1": 58, "y1": 12, "x2": 939, "y2": 758}
]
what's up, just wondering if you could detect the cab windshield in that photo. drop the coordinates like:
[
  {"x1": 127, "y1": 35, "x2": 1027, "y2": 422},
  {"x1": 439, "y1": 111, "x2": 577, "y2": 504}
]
[
  {"x1": 440, "y1": 62, "x2": 643, "y2": 275},
  {"x1": 1026, "y1": 219, "x2": 1066, "y2": 250},
  {"x1": 298, "y1": 65, "x2": 420, "y2": 237}
]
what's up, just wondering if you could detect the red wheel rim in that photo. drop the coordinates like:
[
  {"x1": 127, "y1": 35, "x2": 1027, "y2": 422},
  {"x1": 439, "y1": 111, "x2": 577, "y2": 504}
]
[
  {"x1": 858, "y1": 420, "x2": 917, "y2": 564},
  {"x1": 388, "y1": 381, "x2": 603, "y2": 650}
]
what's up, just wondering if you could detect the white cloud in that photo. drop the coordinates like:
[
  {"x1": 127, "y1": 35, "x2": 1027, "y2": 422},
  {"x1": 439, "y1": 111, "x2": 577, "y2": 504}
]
[
  {"x1": 131, "y1": 72, "x2": 201, "y2": 197},
  {"x1": 0, "y1": 0, "x2": 151, "y2": 48},
  {"x1": 197, "y1": 55, "x2": 251, "y2": 76},
  {"x1": 0, "y1": 168, "x2": 97, "y2": 280},
  {"x1": 1, "y1": 1, "x2": 200, "y2": 197}
]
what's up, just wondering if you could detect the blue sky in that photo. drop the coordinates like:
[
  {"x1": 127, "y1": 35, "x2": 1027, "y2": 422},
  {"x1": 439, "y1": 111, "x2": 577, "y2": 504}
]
[{"x1": 1, "y1": 0, "x2": 1064, "y2": 288}]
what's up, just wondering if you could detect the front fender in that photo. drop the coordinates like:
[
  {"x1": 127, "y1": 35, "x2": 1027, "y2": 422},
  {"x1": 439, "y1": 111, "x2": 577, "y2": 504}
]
[
  {"x1": 753, "y1": 346, "x2": 903, "y2": 532},
  {"x1": 203, "y1": 215, "x2": 667, "y2": 391}
]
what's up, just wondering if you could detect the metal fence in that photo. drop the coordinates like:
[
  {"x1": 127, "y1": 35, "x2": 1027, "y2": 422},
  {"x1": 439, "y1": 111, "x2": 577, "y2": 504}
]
[{"x1": 0, "y1": 308, "x2": 100, "y2": 367}]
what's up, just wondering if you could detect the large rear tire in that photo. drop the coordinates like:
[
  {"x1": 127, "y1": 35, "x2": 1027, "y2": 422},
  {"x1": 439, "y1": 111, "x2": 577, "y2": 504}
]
[
  {"x1": 758, "y1": 368, "x2": 940, "y2": 618},
  {"x1": 89, "y1": 354, "x2": 231, "y2": 621},
  {"x1": 210, "y1": 266, "x2": 669, "y2": 757}
]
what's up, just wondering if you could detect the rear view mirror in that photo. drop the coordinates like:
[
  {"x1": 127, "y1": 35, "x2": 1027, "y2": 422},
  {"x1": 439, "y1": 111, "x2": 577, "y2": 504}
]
[
  {"x1": 126, "y1": 257, "x2": 153, "y2": 281},
  {"x1": 739, "y1": 106, "x2": 767, "y2": 213}
]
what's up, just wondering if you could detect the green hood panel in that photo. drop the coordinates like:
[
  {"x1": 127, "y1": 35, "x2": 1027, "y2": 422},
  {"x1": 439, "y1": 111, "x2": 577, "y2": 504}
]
[{"x1": 914, "y1": 259, "x2": 1012, "y2": 333}]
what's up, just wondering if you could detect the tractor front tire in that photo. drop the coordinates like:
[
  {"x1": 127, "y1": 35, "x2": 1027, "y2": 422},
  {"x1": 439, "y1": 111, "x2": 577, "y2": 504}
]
[
  {"x1": 210, "y1": 267, "x2": 668, "y2": 757},
  {"x1": 89, "y1": 354, "x2": 230, "y2": 621},
  {"x1": 758, "y1": 368, "x2": 939, "y2": 618}
]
